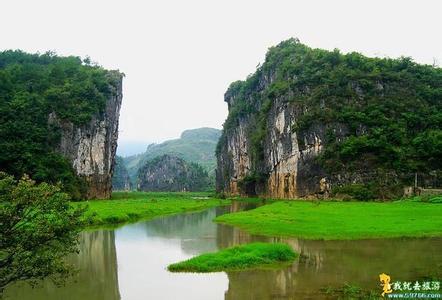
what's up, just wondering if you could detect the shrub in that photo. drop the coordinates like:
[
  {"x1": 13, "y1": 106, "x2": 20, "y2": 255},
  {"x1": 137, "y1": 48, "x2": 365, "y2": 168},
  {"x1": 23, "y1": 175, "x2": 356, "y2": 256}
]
[
  {"x1": 0, "y1": 172, "x2": 85, "y2": 292},
  {"x1": 332, "y1": 184, "x2": 376, "y2": 201}
]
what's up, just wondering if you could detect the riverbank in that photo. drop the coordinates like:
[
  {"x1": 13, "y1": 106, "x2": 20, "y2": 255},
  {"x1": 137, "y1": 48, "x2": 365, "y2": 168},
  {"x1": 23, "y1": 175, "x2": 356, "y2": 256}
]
[
  {"x1": 215, "y1": 199, "x2": 442, "y2": 240},
  {"x1": 73, "y1": 191, "x2": 229, "y2": 228}
]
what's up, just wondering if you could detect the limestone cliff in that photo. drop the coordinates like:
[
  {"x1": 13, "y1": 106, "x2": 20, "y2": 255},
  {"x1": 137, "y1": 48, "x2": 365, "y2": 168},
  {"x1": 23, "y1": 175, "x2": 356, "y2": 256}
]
[
  {"x1": 216, "y1": 88, "x2": 328, "y2": 199},
  {"x1": 49, "y1": 71, "x2": 123, "y2": 199},
  {"x1": 216, "y1": 39, "x2": 442, "y2": 199}
]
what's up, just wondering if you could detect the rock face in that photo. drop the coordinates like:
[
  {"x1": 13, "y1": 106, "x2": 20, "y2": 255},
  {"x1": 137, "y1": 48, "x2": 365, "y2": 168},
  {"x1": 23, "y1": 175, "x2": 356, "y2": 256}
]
[
  {"x1": 217, "y1": 91, "x2": 330, "y2": 199},
  {"x1": 216, "y1": 39, "x2": 441, "y2": 199},
  {"x1": 138, "y1": 155, "x2": 209, "y2": 192},
  {"x1": 49, "y1": 71, "x2": 123, "y2": 199}
]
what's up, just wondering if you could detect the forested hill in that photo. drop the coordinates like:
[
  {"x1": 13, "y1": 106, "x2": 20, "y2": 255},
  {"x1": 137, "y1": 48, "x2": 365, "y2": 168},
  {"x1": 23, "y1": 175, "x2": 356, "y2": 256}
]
[
  {"x1": 122, "y1": 127, "x2": 221, "y2": 187},
  {"x1": 137, "y1": 155, "x2": 210, "y2": 192},
  {"x1": 216, "y1": 38, "x2": 442, "y2": 199},
  {"x1": 0, "y1": 50, "x2": 122, "y2": 199}
]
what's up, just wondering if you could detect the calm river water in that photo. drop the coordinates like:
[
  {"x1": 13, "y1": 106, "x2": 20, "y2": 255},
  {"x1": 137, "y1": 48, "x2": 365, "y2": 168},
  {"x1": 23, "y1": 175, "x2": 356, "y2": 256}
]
[{"x1": 4, "y1": 202, "x2": 442, "y2": 299}]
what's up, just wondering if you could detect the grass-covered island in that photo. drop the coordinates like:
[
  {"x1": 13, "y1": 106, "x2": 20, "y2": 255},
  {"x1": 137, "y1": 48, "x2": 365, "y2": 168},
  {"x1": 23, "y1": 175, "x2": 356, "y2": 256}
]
[
  {"x1": 215, "y1": 199, "x2": 442, "y2": 240},
  {"x1": 73, "y1": 191, "x2": 229, "y2": 227},
  {"x1": 168, "y1": 243, "x2": 297, "y2": 273}
]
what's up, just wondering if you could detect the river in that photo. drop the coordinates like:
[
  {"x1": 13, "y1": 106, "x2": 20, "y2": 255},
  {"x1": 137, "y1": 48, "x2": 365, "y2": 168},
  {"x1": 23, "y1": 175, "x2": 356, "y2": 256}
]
[{"x1": 4, "y1": 202, "x2": 442, "y2": 299}]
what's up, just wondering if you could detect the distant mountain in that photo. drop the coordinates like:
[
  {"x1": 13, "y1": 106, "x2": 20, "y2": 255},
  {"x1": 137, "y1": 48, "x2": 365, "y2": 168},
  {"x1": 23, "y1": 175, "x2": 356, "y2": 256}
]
[
  {"x1": 138, "y1": 155, "x2": 209, "y2": 192},
  {"x1": 122, "y1": 127, "x2": 221, "y2": 188}
]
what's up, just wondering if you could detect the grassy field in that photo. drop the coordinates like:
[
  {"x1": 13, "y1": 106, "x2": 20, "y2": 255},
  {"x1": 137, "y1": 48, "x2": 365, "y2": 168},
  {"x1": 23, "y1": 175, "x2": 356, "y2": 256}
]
[
  {"x1": 73, "y1": 191, "x2": 229, "y2": 227},
  {"x1": 168, "y1": 243, "x2": 297, "y2": 273},
  {"x1": 215, "y1": 200, "x2": 442, "y2": 240}
]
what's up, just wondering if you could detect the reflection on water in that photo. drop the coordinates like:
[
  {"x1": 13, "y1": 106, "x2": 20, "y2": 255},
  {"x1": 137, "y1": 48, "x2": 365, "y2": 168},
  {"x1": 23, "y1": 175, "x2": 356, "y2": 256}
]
[
  {"x1": 223, "y1": 235, "x2": 442, "y2": 299},
  {"x1": 114, "y1": 207, "x2": 228, "y2": 300},
  {"x1": 4, "y1": 202, "x2": 442, "y2": 300},
  {"x1": 4, "y1": 230, "x2": 120, "y2": 300}
]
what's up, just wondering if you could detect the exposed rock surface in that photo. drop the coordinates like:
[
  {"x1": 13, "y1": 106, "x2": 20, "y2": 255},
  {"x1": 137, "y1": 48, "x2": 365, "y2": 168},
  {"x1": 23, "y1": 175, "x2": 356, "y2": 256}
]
[
  {"x1": 138, "y1": 154, "x2": 209, "y2": 192},
  {"x1": 217, "y1": 92, "x2": 329, "y2": 198},
  {"x1": 49, "y1": 71, "x2": 123, "y2": 199}
]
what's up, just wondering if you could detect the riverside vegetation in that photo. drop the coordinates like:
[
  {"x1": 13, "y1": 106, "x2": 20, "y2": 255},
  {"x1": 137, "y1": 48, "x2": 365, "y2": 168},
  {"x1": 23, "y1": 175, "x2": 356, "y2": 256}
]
[
  {"x1": 0, "y1": 173, "x2": 84, "y2": 293},
  {"x1": 168, "y1": 243, "x2": 297, "y2": 273},
  {"x1": 76, "y1": 191, "x2": 229, "y2": 227},
  {"x1": 76, "y1": 191, "x2": 442, "y2": 239},
  {"x1": 215, "y1": 197, "x2": 442, "y2": 240}
]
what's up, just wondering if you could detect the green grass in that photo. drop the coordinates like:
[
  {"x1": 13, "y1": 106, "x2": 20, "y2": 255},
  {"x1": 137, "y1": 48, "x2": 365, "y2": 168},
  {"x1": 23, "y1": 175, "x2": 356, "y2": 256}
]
[
  {"x1": 73, "y1": 191, "x2": 229, "y2": 227},
  {"x1": 167, "y1": 242, "x2": 297, "y2": 273},
  {"x1": 215, "y1": 200, "x2": 442, "y2": 240}
]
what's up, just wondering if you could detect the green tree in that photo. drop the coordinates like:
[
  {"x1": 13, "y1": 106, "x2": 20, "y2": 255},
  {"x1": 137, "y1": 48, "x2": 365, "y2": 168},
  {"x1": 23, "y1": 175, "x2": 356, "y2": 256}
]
[{"x1": 0, "y1": 173, "x2": 85, "y2": 293}]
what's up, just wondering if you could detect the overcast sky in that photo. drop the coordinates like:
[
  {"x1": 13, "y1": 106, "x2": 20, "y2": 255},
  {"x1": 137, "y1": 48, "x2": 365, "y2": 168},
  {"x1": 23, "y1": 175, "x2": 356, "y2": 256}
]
[{"x1": 2, "y1": 0, "x2": 441, "y2": 152}]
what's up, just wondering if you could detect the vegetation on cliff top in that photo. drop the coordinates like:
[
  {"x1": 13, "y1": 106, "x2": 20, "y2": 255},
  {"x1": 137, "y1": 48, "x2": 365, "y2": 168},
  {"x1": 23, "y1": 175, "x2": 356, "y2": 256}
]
[
  {"x1": 77, "y1": 191, "x2": 229, "y2": 227},
  {"x1": 168, "y1": 243, "x2": 297, "y2": 273},
  {"x1": 217, "y1": 38, "x2": 442, "y2": 197},
  {"x1": 215, "y1": 199, "x2": 442, "y2": 240},
  {"x1": 0, "y1": 50, "x2": 121, "y2": 199}
]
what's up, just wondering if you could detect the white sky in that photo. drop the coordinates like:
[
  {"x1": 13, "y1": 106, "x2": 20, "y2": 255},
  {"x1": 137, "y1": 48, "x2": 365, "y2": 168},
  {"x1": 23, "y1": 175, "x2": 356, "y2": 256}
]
[{"x1": 1, "y1": 0, "x2": 441, "y2": 145}]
